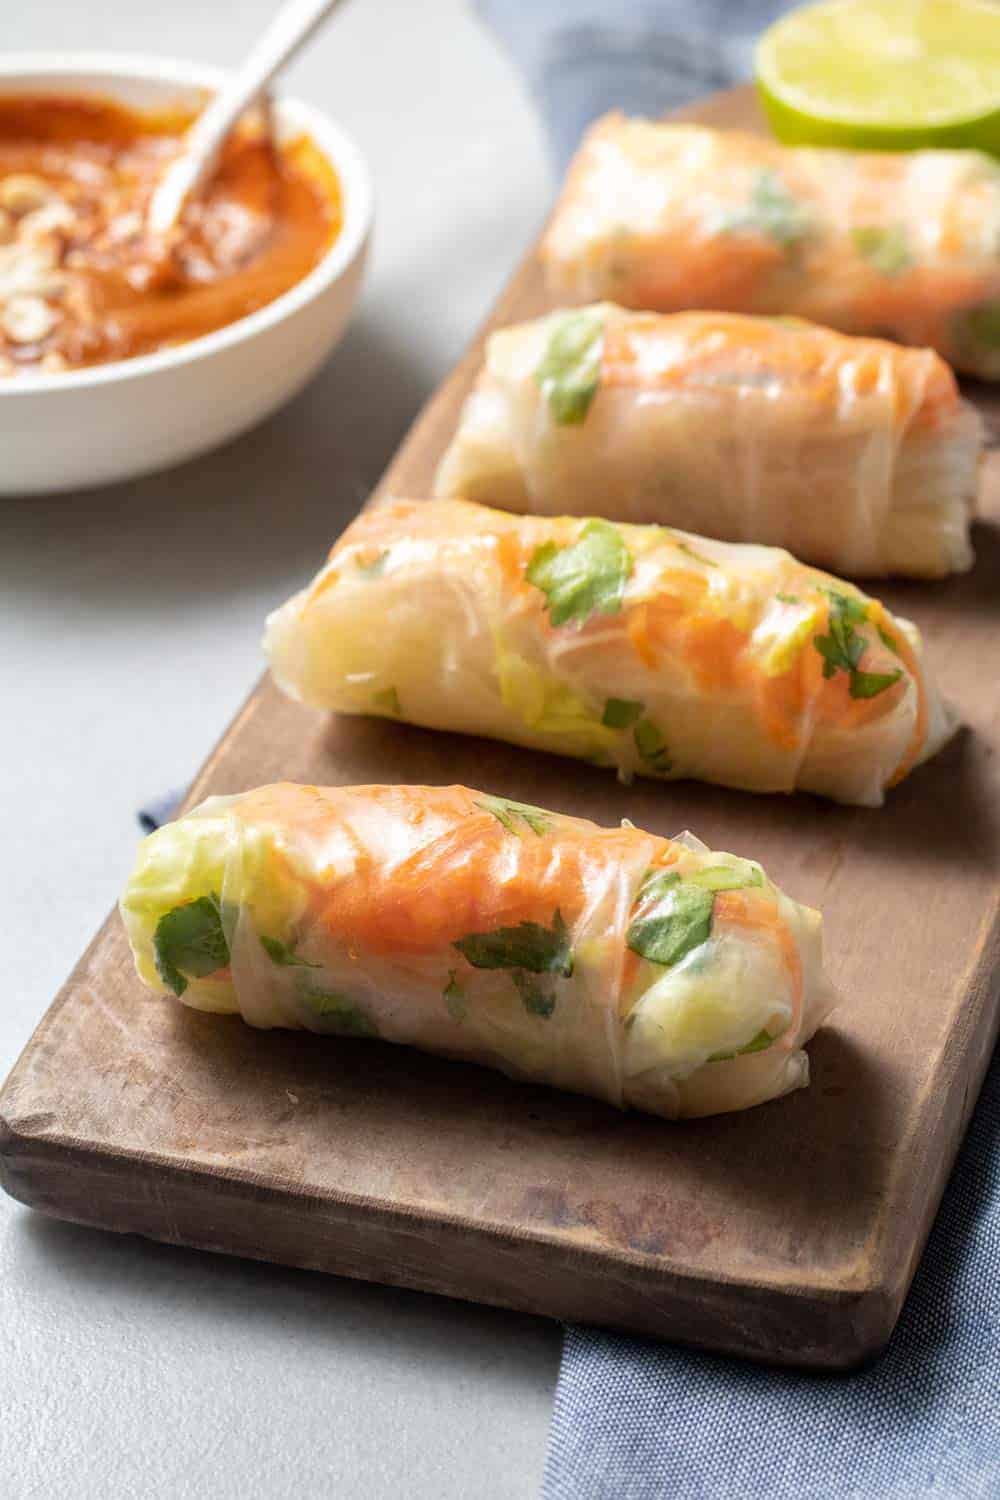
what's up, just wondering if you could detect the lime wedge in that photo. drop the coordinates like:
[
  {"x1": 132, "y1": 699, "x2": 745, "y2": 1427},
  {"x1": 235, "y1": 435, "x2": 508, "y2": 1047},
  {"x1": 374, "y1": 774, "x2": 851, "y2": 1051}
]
[{"x1": 756, "y1": 0, "x2": 1000, "y2": 154}]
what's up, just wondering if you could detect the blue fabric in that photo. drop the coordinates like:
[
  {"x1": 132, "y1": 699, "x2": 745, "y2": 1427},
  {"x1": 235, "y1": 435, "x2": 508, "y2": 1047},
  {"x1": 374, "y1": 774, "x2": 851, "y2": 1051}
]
[
  {"x1": 473, "y1": 5, "x2": 1000, "y2": 1496},
  {"x1": 543, "y1": 1055, "x2": 1000, "y2": 1499},
  {"x1": 138, "y1": 789, "x2": 184, "y2": 833},
  {"x1": 476, "y1": 1, "x2": 788, "y2": 172}
]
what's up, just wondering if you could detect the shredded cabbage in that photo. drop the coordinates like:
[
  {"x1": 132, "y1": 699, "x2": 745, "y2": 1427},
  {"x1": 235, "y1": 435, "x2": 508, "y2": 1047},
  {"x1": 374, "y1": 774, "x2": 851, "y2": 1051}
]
[
  {"x1": 494, "y1": 639, "x2": 621, "y2": 761},
  {"x1": 121, "y1": 804, "x2": 308, "y2": 997}
]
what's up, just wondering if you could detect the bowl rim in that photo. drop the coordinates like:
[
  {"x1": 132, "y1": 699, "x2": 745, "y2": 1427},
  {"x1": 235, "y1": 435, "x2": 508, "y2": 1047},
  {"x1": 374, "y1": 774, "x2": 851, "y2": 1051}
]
[{"x1": 0, "y1": 52, "x2": 373, "y2": 395}]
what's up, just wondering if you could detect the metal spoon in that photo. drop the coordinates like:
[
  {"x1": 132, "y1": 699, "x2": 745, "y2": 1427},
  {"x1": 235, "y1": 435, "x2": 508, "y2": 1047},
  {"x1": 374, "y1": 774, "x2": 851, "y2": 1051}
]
[{"x1": 148, "y1": 0, "x2": 345, "y2": 236}]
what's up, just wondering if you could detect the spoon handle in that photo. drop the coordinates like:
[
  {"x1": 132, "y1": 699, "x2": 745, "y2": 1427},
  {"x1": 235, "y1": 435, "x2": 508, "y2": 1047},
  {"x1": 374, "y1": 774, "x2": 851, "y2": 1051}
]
[{"x1": 149, "y1": 0, "x2": 346, "y2": 235}]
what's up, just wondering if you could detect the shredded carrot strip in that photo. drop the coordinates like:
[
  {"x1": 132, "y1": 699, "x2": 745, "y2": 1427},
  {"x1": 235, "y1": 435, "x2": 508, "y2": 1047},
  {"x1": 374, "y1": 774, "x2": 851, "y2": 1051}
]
[
  {"x1": 495, "y1": 530, "x2": 527, "y2": 592},
  {"x1": 677, "y1": 616, "x2": 747, "y2": 693},
  {"x1": 627, "y1": 603, "x2": 658, "y2": 668},
  {"x1": 308, "y1": 795, "x2": 656, "y2": 958},
  {"x1": 753, "y1": 651, "x2": 815, "y2": 753}
]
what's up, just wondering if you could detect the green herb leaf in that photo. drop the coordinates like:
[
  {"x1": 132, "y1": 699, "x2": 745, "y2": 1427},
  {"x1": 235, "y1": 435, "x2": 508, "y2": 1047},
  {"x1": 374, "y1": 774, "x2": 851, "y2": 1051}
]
[
  {"x1": 303, "y1": 991, "x2": 379, "y2": 1037},
  {"x1": 154, "y1": 893, "x2": 229, "y2": 997},
  {"x1": 527, "y1": 520, "x2": 631, "y2": 627},
  {"x1": 812, "y1": 589, "x2": 902, "y2": 699},
  {"x1": 819, "y1": 587, "x2": 868, "y2": 627},
  {"x1": 454, "y1": 910, "x2": 573, "y2": 976},
  {"x1": 775, "y1": 592, "x2": 800, "y2": 605},
  {"x1": 602, "y1": 697, "x2": 644, "y2": 729},
  {"x1": 511, "y1": 970, "x2": 556, "y2": 1018},
  {"x1": 260, "y1": 935, "x2": 321, "y2": 969},
  {"x1": 849, "y1": 668, "x2": 903, "y2": 700},
  {"x1": 372, "y1": 686, "x2": 401, "y2": 716},
  {"x1": 534, "y1": 308, "x2": 606, "y2": 424},
  {"x1": 356, "y1": 550, "x2": 390, "y2": 578},
  {"x1": 877, "y1": 624, "x2": 901, "y2": 656},
  {"x1": 813, "y1": 589, "x2": 868, "y2": 679},
  {"x1": 851, "y1": 225, "x2": 912, "y2": 276},
  {"x1": 638, "y1": 869, "x2": 681, "y2": 900},
  {"x1": 474, "y1": 794, "x2": 551, "y2": 837},
  {"x1": 626, "y1": 875, "x2": 714, "y2": 968},
  {"x1": 814, "y1": 631, "x2": 865, "y2": 679},
  {"x1": 722, "y1": 169, "x2": 810, "y2": 248},
  {"x1": 633, "y1": 717, "x2": 671, "y2": 773},
  {"x1": 443, "y1": 970, "x2": 467, "y2": 1022},
  {"x1": 708, "y1": 1027, "x2": 775, "y2": 1063}
]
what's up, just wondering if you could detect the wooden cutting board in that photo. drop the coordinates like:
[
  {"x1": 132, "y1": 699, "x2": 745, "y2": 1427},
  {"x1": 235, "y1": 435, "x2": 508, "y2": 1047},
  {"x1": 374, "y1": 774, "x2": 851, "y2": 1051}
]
[{"x1": 2, "y1": 87, "x2": 998, "y2": 1371}]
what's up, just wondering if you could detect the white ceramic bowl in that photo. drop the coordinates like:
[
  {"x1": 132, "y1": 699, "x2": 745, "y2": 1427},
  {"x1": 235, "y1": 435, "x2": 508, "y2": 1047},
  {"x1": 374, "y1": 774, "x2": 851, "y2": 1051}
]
[{"x1": 0, "y1": 54, "x2": 372, "y2": 494}]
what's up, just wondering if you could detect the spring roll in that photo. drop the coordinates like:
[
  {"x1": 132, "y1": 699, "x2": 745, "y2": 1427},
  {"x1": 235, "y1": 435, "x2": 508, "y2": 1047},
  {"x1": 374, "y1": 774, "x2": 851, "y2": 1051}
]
[
  {"x1": 542, "y1": 115, "x2": 1000, "y2": 380},
  {"x1": 264, "y1": 498, "x2": 954, "y2": 808},
  {"x1": 435, "y1": 306, "x2": 983, "y2": 579},
  {"x1": 120, "y1": 782, "x2": 838, "y2": 1119}
]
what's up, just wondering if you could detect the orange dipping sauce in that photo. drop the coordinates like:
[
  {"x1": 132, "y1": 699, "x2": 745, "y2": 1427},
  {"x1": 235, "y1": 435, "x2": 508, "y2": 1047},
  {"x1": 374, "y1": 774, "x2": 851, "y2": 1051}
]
[{"x1": 0, "y1": 95, "x2": 342, "y2": 374}]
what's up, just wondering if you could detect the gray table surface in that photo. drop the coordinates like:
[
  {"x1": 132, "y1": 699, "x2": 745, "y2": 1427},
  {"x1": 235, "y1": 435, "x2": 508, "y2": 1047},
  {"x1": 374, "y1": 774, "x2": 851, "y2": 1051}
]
[{"x1": 0, "y1": 3, "x2": 561, "y2": 1495}]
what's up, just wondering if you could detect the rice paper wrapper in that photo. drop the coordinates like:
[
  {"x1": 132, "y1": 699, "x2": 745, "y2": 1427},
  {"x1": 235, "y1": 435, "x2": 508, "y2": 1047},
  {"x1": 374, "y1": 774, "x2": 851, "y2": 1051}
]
[
  {"x1": 120, "y1": 784, "x2": 839, "y2": 1120},
  {"x1": 265, "y1": 498, "x2": 956, "y2": 808}
]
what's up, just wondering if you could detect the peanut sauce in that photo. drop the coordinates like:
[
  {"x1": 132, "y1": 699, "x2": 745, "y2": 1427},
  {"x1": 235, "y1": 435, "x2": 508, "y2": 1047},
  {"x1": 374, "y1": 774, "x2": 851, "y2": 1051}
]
[{"x1": 0, "y1": 95, "x2": 341, "y2": 374}]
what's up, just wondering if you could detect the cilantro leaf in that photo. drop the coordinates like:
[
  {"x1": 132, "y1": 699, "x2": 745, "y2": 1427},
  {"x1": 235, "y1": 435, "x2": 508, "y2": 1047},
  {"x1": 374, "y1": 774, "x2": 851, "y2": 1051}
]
[
  {"x1": 812, "y1": 590, "x2": 903, "y2": 700},
  {"x1": 851, "y1": 225, "x2": 912, "y2": 276},
  {"x1": 512, "y1": 970, "x2": 557, "y2": 1018},
  {"x1": 372, "y1": 686, "x2": 401, "y2": 716},
  {"x1": 602, "y1": 697, "x2": 644, "y2": 729},
  {"x1": 722, "y1": 170, "x2": 810, "y2": 249},
  {"x1": 775, "y1": 592, "x2": 800, "y2": 605},
  {"x1": 820, "y1": 587, "x2": 868, "y2": 627},
  {"x1": 454, "y1": 910, "x2": 573, "y2": 976},
  {"x1": 814, "y1": 631, "x2": 865, "y2": 679},
  {"x1": 626, "y1": 873, "x2": 713, "y2": 967},
  {"x1": 303, "y1": 990, "x2": 379, "y2": 1037},
  {"x1": 474, "y1": 794, "x2": 551, "y2": 837},
  {"x1": 527, "y1": 520, "x2": 631, "y2": 627},
  {"x1": 814, "y1": 589, "x2": 868, "y2": 679},
  {"x1": 443, "y1": 970, "x2": 467, "y2": 1022},
  {"x1": 850, "y1": 668, "x2": 903, "y2": 700},
  {"x1": 154, "y1": 893, "x2": 229, "y2": 997},
  {"x1": 534, "y1": 308, "x2": 606, "y2": 424},
  {"x1": 634, "y1": 717, "x2": 671, "y2": 773},
  {"x1": 260, "y1": 935, "x2": 321, "y2": 969}
]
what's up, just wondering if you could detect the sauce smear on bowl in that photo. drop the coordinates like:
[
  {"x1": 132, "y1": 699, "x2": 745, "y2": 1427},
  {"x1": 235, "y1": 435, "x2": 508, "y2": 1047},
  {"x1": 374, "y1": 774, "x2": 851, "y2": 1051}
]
[{"x1": 0, "y1": 95, "x2": 341, "y2": 374}]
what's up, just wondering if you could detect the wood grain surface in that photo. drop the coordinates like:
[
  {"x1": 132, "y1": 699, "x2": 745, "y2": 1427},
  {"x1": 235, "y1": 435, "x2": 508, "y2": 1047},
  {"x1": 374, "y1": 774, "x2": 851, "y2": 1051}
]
[{"x1": 2, "y1": 87, "x2": 998, "y2": 1370}]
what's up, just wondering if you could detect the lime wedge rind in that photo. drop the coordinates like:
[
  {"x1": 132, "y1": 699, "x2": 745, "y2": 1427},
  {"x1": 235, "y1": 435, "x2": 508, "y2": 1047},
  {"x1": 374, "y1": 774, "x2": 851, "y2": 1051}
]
[{"x1": 756, "y1": 0, "x2": 1000, "y2": 155}]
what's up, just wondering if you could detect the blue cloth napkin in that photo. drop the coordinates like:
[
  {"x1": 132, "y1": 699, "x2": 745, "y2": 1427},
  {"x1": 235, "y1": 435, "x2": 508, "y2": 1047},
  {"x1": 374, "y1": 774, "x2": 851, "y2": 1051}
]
[
  {"x1": 138, "y1": 789, "x2": 185, "y2": 833},
  {"x1": 476, "y1": 0, "x2": 788, "y2": 173},
  {"x1": 473, "y1": 4, "x2": 1000, "y2": 1496},
  {"x1": 543, "y1": 1059, "x2": 1000, "y2": 1499}
]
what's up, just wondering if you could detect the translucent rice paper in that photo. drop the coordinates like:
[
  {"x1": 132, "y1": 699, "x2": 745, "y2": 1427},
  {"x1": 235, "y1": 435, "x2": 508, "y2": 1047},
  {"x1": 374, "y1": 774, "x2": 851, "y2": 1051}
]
[
  {"x1": 435, "y1": 306, "x2": 983, "y2": 578},
  {"x1": 541, "y1": 116, "x2": 1000, "y2": 380},
  {"x1": 265, "y1": 498, "x2": 955, "y2": 808},
  {"x1": 120, "y1": 783, "x2": 838, "y2": 1119}
]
